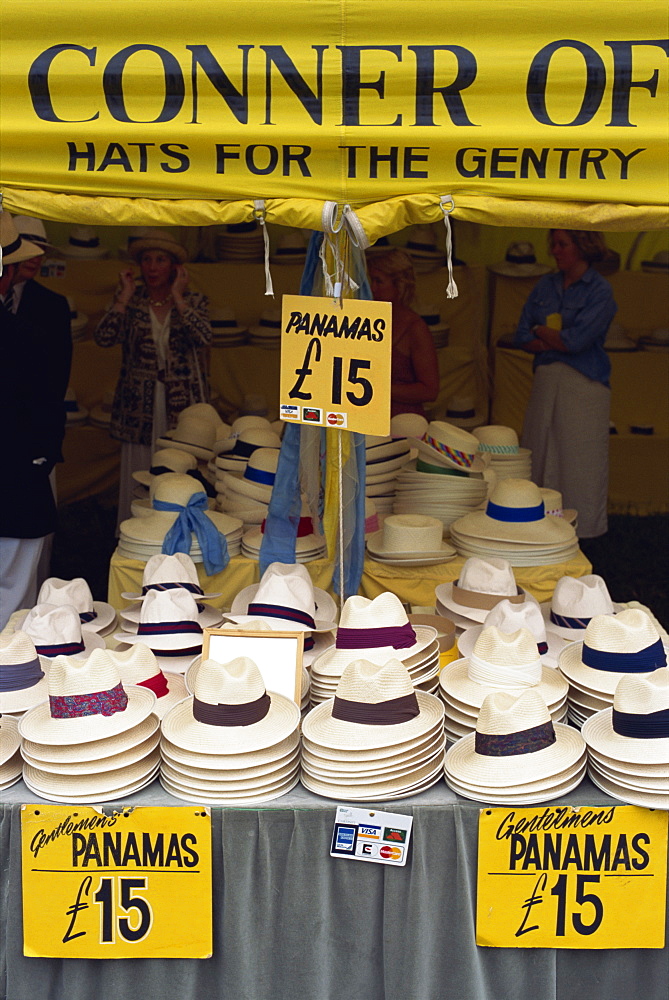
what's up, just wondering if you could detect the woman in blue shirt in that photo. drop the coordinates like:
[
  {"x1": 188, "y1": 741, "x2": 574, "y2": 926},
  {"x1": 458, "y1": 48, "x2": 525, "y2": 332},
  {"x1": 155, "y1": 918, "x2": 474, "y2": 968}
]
[{"x1": 514, "y1": 230, "x2": 617, "y2": 539}]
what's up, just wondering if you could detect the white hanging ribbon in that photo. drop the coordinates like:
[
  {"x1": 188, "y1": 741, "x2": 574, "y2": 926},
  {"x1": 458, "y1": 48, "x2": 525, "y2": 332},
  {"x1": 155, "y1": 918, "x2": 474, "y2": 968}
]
[
  {"x1": 439, "y1": 194, "x2": 459, "y2": 300},
  {"x1": 468, "y1": 650, "x2": 543, "y2": 690},
  {"x1": 253, "y1": 199, "x2": 274, "y2": 297},
  {"x1": 321, "y1": 201, "x2": 369, "y2": 301}
]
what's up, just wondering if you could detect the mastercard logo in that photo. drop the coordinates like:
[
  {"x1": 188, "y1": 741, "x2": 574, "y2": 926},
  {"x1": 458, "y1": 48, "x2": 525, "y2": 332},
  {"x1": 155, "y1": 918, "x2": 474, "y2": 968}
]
[
  {"x1": 327, "y1": 412, "x2": 345, "y2": 426},
  {"x1": 379, "y1": 845, "x2": 403, "y2": 861}
]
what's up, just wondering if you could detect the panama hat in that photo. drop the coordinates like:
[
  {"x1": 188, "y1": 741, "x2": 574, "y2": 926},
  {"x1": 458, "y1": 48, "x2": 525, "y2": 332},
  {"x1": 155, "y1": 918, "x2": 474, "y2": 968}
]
[
  {"x1": 22, "y1": 604, "x2": 106, "y2": 660},
  {"x1": 161, "y1": 656, "x2": 300, "y2": 754},
  {"x1": 439, "y1": 396, "x2": 484, "y2": 430},
  {"x1": 452, "y1": 479, "x2": 576, "y2": 546},
  {"x1": 436, "y1": 558, "x2": 532, "y2": 625},
  {"x1": 412, "y1": 421, "x2": 486, "y2": 473},
  {"x1": 177, "y1": 402, "x2": 229, "y2": 437},
  {"x1": 390, "y1": 413, "x2": 428, "y2": 440},
  {"x1": 241, "y1": 508, "x2": 326, "y2": 563},
  {"x1": 445, "y1": 688, "x2": 585, "y2": 793},
  {"x1": 132, "y1": 447, "x2": 198, "y2": 487},
  {"x1": 604, "y1": 321, "x2": 637, "y2": 352},
  {"x1": 302, "y1": 656, "x2": 444, "y2": 751},
  {"x1": 116, "y1": 589, "x2": 204, "y2": 652},
  {"x1": 22, "y1": 713, "x2": 159, "y2": 765},
  {"x1": 457, "y1": 599, "x2": 566, "y2": 668},
  {"x1": 638, "y1": 327, "x2": 669, "y2": 352},
  {"x1": 581, "y1": 668, "x2": 669, "y2": 767},
  {"x1": 539, "y1": 488, "x2": 577, "y2": 527},
  {"x1": 21, "y1": 724, "x2": 160, "y2": 775},
  {"x1": 541, "y1": 575, "x2": 623, "y2": 639},
  {"x1": 640, "y1": 250, "x2": 669, "y2": 273},
  {"x1": 488, "y1": 242, "x2": 551, "y2": 278},
  {"x1": 1, "y1": 714, "x2": 21, "y2": 766},
  {"x1": 0, "y1": 631, "x2": 49, "y2": 714},
  {"x1": 13, "y1": 215, "x2": 53, "y2": 251},
  {"x1": 441, "y1": 627, "x2": 567, "y2": 707},
  {"x1": 57, "y1": 225, "x2": 109, "y2": 258},
  {"x1": 366, "y1": 514, "x2": 456, "y2": 563},
  {"x1": 270, "y1": 229, "x2": 307, "y2": 265},
  {"x1": 1, "y1": 212, "x2": 44, "y2": 265},
  {"x1": 209, "y1": 305, "x2": 247, "y2": 346},
  {"x1": 559, "y1": 609, "x2": 667, "y2": 698},
  {"x1": 106, "y1": 644, "x2": 187, "y2": 720},
  {"x1": 18, "y1": 649, "x2": 156, "y2": 745},
  {"x1": 586, "y1": 766, "x2": 669, "y2": 809},
  {"x1": 226, "y1": 562, "x2": 337, "y2": 632},
  {"x1": 473, "y1": 426, "x2": 530, "y2": 461},
  {"x1": 417, "y1": 303, "x2": 450, "y2": 347},
  {"x1": 121, "y1": 551, "x2": 222, "y2": 602},
  {"x1": 217, "y1": 448, "x2": 279, "y2": 503},
  {"x1": 120, "y1": 473, "x2": 242, "y2": 546},
  {"x1": 215, "y1": 415, "x2": 274, "y2": 454},
  {"x1": 157, "y1": 415, "x2": 216, "y2": 460},
  {"x1": 36, "y1": 577, "x2": 115, "y2": 633},
  {"x1": 128, "y1": 228, "x2": 188, "y2": 263},
  {"x1": 215, "y1": 428, "x2": 281, "y2": 471}
]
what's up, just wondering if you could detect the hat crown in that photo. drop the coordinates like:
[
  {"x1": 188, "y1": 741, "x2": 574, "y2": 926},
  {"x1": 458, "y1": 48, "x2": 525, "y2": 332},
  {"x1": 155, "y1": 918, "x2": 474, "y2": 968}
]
[
  {"x1": 107, "y1": 644, "x2": 161, "y2": 683},
  {"x1": 48, "y1": 648, "x2": 122, "y2": 697},
  {"x1": 483, "y1": 599, "x2": 547, "y2": 642},
  {"x1": 253, "y1": 562, "x2": 316, "y2": 617},
  {"x1": 488, "y1": 478, "x2": 543, "y2": 510},
  {"x1": 472, "y1": 626, "x2": 541, "y2": 668},
  {"x1": 14, "y1": 215, "x2": 48, "y2": 243},
  {"x1": 473, "y1": 425, "x2": 519, "y2": 449},
  {"x1": 613, "y1": 667, "x2": 669, "y2": 715},
  {"x1": 237, "y1": 428, "x2": 281, "y2": 448},
  {"x1": 0, "y1": 630, "x2": 38, "y2": 665},
  {"x1": 390, "y1": 413, "x2": 428, "y2": 439},
  {"x1": 153, "y1": 472, "x2": 207, "y2": 507},
  {"x1": 194, "y1": 656, "x2": 266, "y2": 705},
  {"x1": 459, "y1": 557, "x2": 518, "y2": 596},
  {"x1": 381, "y1": 514, "x2": 443, "y2": 552},
  {"x1": 422, "y1": 421, "x2": 480, "y2": 452},
  {"x1": 583, "y1": 609, "x2": 661, "y2": 653},
  {"x1": 170, "y1": 415, "x2": 216, "y2": 448},
  {"x1": 338, "y1": 592, "x2": 408, "y2": 631},
  {"x1": 477, "y1": 688, "x2": 551, "y2": 736},
  {"x1": 141, "y1": 552, "x2": 199, "y2": 587},
  {"x1": 507, "y1": 241, "x2": 537, "y2": 260},
  {"x1": 245, "y1": 447, "x2": 280, "y2": 476},
  {"x1": 140, "y1": 588, "x2": 199, "y2": 625},
  {"x1": 551, "y1": 574, "x2": 614, "y2": 617},
  {"x1": 150, "y1": 448, "x2": 197, "y2": 473},
  {"x1": 37, "y1": 577, "x2": 94, "y2": 614},
  {"x1": 540, "y1": 488, "x2": 564, "y2": 515},
  {"x1": 23, "y1": 604, "x2": 83, "y2": 644},
  {"x1": 336, "y1": 656, "x2": 415, "y2": 704}
]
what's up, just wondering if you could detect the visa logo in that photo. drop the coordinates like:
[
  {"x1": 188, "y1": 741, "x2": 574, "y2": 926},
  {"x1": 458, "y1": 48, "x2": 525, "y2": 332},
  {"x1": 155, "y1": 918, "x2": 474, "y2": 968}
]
[{"x1": 358, "y1": 825, "x2": 381, "y2": 839}]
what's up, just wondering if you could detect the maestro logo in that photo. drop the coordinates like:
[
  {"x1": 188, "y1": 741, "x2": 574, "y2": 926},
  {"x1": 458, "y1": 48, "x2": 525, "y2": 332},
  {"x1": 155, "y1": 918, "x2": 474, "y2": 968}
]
[{"x1": 326, "y1": 412, "x2": 347, "y2": 427}]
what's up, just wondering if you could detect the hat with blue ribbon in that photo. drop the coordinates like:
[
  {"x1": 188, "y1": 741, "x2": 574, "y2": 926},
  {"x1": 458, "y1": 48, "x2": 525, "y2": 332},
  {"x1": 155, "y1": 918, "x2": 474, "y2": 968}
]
[{"x1": 450, "y1": 479, "x2": 576, "y2": 545}]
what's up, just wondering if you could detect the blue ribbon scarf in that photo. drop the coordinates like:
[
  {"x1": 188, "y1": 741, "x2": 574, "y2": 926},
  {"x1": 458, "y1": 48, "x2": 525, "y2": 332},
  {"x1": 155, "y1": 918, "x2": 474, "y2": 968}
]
[{"x1": 154, "y1": 492, "x2": 228, "y2": 576}]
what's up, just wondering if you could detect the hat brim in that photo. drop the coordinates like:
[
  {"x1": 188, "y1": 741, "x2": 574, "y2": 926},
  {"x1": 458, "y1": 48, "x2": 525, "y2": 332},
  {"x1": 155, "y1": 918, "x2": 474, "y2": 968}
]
[
  {"x1": 445, "y1": 722, "x2": 584, "y2": 785},
  {"x1": 488, "y1": 263, "x2": 552, "y2": 277},
  {"x1": 0, "y1": 716, "x2": 21, "y2": 764},
  {"x1": 301, "y1": 690, "x2": 443, "y2": 751},
  {"x1": 557, "y1": 640, "x2": 669, "y2": 696},
  {"x1": 23, "y1": 729, "x2": 160, "y2": 774},
  {"x1": 22, "y1": 713, "x2": 159, "y2": 763},
  {"x1": 56, "y1": 245, "x2": 109, "y2": 259},
  {"x1": 412, "y1": 438, "x2": 486, "y2": 474},
  {"x1": 34, "y1": 629, "x2": 106, "y2": 661},
  {"x1": 366, "y1": 530, "x2": 455, "y2": 561},
  {"x1": 23, "y1": 764, "x2": 160, "y2": 803},
  {"x1": 582, "y1": 707, "x2": 669, "y2": 765},
  {"x1": 587, "y1": 765, "x2": 669, "y2": 809},
  {"x1": 80, "y1": 601, "x2": 116, "y2": 633},
  {"x1": 311, "y1": 626, "x2": 438, "y2": 677},
  {"x1": 456, "y1": 623, "x2": 566, "y2": 667},
  {"x1": 154, "y1": 434, "x2": 213, "y2": 460},
  {"x1": 445, "y1": 763, "x2": 586, "y2": 803},
  {"x1": 435, "y1": 582, "x2": 537, "y2": 624},
  {"x1": 161, "y1": 692, "x2": 300, "y2": 754},
  {"x1": 439, "y1": 657, "x2": 567, "y2": 708},
  {"x1": 300, "y1": 760, "x2": 444, "y2": 801},
  {"x1": 451, "y1": 510, "x2": 575, "y2": 545},
  {"x1": 18, "y1": 685, "x2": 157, "y2": 745},
  {"x1": 0, "y1": 672, "x2": 51, "y2": 714}
]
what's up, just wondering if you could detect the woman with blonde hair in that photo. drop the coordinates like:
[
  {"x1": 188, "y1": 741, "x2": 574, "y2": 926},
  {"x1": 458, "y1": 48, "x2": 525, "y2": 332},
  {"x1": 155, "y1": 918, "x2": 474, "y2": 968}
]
[
  {"x1": 367, "y1": 249, "x2": 439, "y2": 417},
  {"x1": 514, "y1": 229, "x2": 617, "y2": 539}
]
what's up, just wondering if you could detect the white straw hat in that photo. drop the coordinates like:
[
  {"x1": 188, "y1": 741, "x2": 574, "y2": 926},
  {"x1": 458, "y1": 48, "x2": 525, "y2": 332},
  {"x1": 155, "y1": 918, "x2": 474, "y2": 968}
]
[
  {"x1": 106, "y1": 645, "x2": 187, "y2": 720},
  {"x1": 215, "y1": 415, "x2": 273, "y2": 454},
  {"x1": 1, "y1": 714, "x2": 21, "y2": 767},
  {"x1": 157, "y1": 415, "x2": 216, "y2": 460},
  {"x1": 132, "y1": 448, "x2": 198, "y2": 488},
  {"x1": 22, "y1": 604, "x2": 106, "y2": 659},
  {"x1": 366, "y1": 514, "x2": 455, "y2": 561},
  {"x1": 121, "y1": 551, "x2": 222, "y2": 602},
  {"x1": 473, "y1": 425, "x2": 530, "y2": 461},
  {"x1": 541, "y1": 575, "x2": 622, "y2": 639},
  {"x1": 451, "y1": 479, "x2": 575, "y2": 545},
  {"x1": 22, "y1": 713, "x2": 159, "y2": 765},
  {"x1": 225, "y1": 562, "x2": 337, "y2": 632},
  {"x1": 57, "y1": 225, "x2": 109, "y2": 258},
  {"x1": 36, "y1": 577, "x2": 115, "y2": 633},
  {"x1": 0, "y1": 631, "x2": 49, "y2": 714},
  {"x1": 444, "y1": 396, "x2": 486, "y2": 429},
  {"x1": 488, "y1": 242, "x2": 551, "y2": 278},
  {"x1": 1, "y1": 212, "x2": 44, "y2": 265},
  {"x1": 436, "y1": 558, "x2": 531, "y2": 625},
  {"x1": 457, "y1": 599, "x2": 565, "y2": 668},
  {"x1": 214, "y1": 428, "x2": 281, "y2": 470},
  {"x1": 412, "y1": 421, "x2": 485, "y2": 473},
  {"x1": 217, "y1": 448, "x2": 279, "y2": 503},
  {"x1": 119, "y1": 474, "x2": 242, "y2": 547},
  {"x1": 390, "y1": 413, "x2": 428, "y2": 440},
  {"x1": 581, "y1": 668, "x2": 669, "y2": 766},
  {"x1": 18, "y1": 649, "x2": 156, "y2": 744},
  {"x1": 116, "y1": 589, "x2": 204, "y2": 652}
]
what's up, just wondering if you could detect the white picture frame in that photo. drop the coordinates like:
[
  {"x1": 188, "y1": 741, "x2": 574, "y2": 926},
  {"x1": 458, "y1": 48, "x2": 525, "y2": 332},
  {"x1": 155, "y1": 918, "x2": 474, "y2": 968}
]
[{"x1": 202, "y1": 629, "x2": 304, "y2": 706}]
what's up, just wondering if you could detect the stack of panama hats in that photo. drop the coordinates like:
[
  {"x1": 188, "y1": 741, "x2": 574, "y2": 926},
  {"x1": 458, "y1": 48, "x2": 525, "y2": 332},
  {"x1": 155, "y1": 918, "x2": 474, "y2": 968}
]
[
  {"x1": 488, "y1": 242, "x2": 551, "y2": 278},
  {"x1": 209, "y1": 305, "x2": 247, "y2": 348},
  {"x1": 365, "y1": 433, "x2": 414, "y2": 512},
  {"x1": 214, "y1": 427, "x2": 281, "y2": 476},
  {"x1": 216, "y1": 448, "x2": 279, "y2": 527},
  {"x1": 114, "y1": 589, "x2": 206, "y2": 673},
  {"x1": 107, "y1": 644, "x2": 188, "y2": 720},
  {"x1": 439, "y1": 627, "x2": 568, "y2": 744},
  {"x1": 472, "y1": 426, "x2": 532, "y2": 481},
  {"x1": 1, "y1": 715, "x2": 22, "y2": 790},
  {"x1": 540, "y1": 574, "x2": 622, "y2": 643},
  {"x1": 224, "y1": 561, "x2": 337, "y2": 639},
  {"x1": 604, "y1": 321, "x2": 637, "y2": 353},
  {"x1": 449, "y1": 479, "x2": 578, "y2": 566},
  {"x1": 89, "y1": 389, "x2": 114, "y2": 429},
  {"x1": 558, "y1": 609, "x2": 668, "y2": 728},
  {"x1": 248, "y1": 309, "x2": 282, "y2": 348},
  {"x1": 435, "y1": 557, "x2": 536, "y2": 632},
  {"x1": 309, "y1": 593, "x2": 440, "y2": 704},
  {"x1": 56, "y1": 225, "x2": 109, "y2": 259},
  {"x1": 539, "y1": 488, "x2": 577, "y2": 529},
  {"x1": 215, "y1": 221, "x2": 264, "y2": 262},
  {"x1": 638, "y1": 327, "x2": 669, "y2": 352},
  {"x1": 160, "y1": 655, "x2": 301, "y2": 804},
  {"x1": 156, "y1": 414, "x2": 217, "y2": 461},
  {"x1": 118, "y1": 474, "x2": 243, "y2": 562},
  {"x1": 301, "y1": 656, "x2": 446, "y2": 801},
  {"x1": 457, "y1": 598, "x2": 566, "y2": 670},
  {"x1": 66, "y1": 295, "x2": 89, "y2": 341},
  {"x1": 22, "y1": 604, "x2": 106, "y2": 661},
  {"x1": 0, "y1": 632, "x2": 50, "y2": 717},
  {"x1": 35, "y1": 577, "x2": 116, "y2": 637},
  {"x1": 582, "y1": 668, "x2": 669, "y2": 808},
  {"x1": 18, "y1": 649, "x2": 159, "y2": 803},
  {"x1": 444, "y1": 688, "x2": 586, "y2": 804},
  {"x1": 176, "y1": 402, "x2": 230, "y2": 442},
  {"x1": 417, "y1": 303, "x2": 450, "y2": 348},
  {"x1": 366, "y1": 514, "x2": 456, "y2": 567},
  {"x1": 443, "y1": 397, "x2": 487, "y2": 430},
  {"x1": 64, "y1": 387, "x2": 88, "y2": 426},
  {"x1": 403, "y1": 224, "x2": 445, "y2": 273},
  {"x1": 132, "y1": 447, "x2": 200, "y2": 489},
  {"x1": 214, "y1": 414, "x2": 278, "y2": 455},
  {"x1": 120, "y1": 551, "x2": 222, "y2": 604},
  {"x1": 241, "y1": 504, "x2": 326, "y2": 563},
  {"x1": 270, "y1": 229, "x2": 307, "y2": 266}
]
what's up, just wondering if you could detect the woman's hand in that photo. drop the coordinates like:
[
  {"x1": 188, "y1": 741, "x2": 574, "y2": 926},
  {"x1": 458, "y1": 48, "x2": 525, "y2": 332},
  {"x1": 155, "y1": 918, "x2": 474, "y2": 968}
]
[
  {"x1": 115, "y1": 267, "x2": 135, "y2": 305},
  {"x1": 171, "y1": 264, "x2": 189, "y2": 298}
]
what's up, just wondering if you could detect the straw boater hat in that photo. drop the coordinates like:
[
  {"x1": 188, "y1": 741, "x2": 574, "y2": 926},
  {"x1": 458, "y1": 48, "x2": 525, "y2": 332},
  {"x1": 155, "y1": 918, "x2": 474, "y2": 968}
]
[
  {"x1": 0, "y1": 631, "x2": 49, "y2": 714},
  {"x1": 156, "y1": 415, "x2": 216, "y2": 460},
  {"x1": 132, "y1": 447, "x2": 198, "y2": 487},
  {"x1": 538, "y1": 488, "x2": 577, "y2": 527},
  {"x1": 116, "y1": 588, "x2": 204, "y2": 661},
  {"x1": 441, "y1": 627, "x2": 567, "y2": 710},
  {"x1": 121, "y1": 551, "x2": 222, "y2": 602},
  {"x1": 18, "y1": 648, "x2": 156, "y2": 745},
  {"x1": 215, "y1": 428, "x2": 281, "y2": 471},
  {"x1": 390, "y1": 413, "x2": 428, "y2": 441},
  {"x1": 22, "y1": 604, "x2": 106, "y2": 660},
  {"x1": 215, "y1": 415, "x2": 274, "y2": 454},
  {"x1": 444, "y1": 688, "x2": 585, "y2": 800},
  {"x1": 366, "y1": 514, "x2": 456, "y2": 563},
  {"x1": 488, "y1": 242, "x2": 551, "y2": 278},
  {"x1": 411, "y1": 421, "x2": 486, "y2": 474},
  {"x1": 225, "y1": 562, "x2": 337, "y2": 632},
  {"x1": 451, "y1": 479, "x2": 576, "y2": 545},
  {"x1": 128, "y1": 228, "x2": 188, "y2": 263},
  {"x1": 541, "y1": 574, "x2": 623, "y2": 640},
  {"x1": 36, "y1": 577, "x2": 115, "y2": 633},
  {"x1": 217, "y1": 448, "x2": 279, "y2": 503},
  {"x1": 444, "y1": 396, "x2": 486, "y2": 430},
  {"x1": 558, "y1": 609, "x2": 667, "y2": 698},
  {"x1": 107, "y1": 644, "x2": 187, "y2": 720},
  {"x1": 436, "y1": 557, "x2": 533, "y2": 625},
  {"x1": 457, "y1": 598, "x2": 566, "y2": 669},
  {"x1": 57, "y1": 225, "x2": 109, "y2": 258},
  {"x1": 473, "y1": 426, "x2": 530, "y2": 461}
]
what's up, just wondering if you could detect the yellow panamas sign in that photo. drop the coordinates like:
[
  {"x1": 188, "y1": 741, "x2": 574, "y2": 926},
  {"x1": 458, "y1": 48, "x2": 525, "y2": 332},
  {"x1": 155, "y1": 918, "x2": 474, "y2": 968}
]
[{"x1": 1, "y1": 0, "x2": 668, "y2": 230}]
